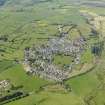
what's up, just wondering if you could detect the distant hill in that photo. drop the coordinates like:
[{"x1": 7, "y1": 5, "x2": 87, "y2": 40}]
[
  {"x1": 0, "y1": 0, "x2": 7, "y2": 6},
  {"x1": 1, "y1": 0, "x2": 105, "y2": 8},
  {"x1": 0, "y1": 0, "x2": 53, "y2": 7}
]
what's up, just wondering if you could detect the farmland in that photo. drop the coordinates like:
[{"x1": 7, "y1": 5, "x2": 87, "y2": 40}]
[{"x1": 0, "y1": 0, "x2": 105, "y2": 105}]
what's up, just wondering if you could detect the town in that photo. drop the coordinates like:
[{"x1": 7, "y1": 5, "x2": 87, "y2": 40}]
[{"x1": 24, "y1": 24, "x2": 86, "y2": 81}]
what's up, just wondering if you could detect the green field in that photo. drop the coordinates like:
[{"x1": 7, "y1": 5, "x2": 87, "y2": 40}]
[
  {"x1": 0, "y1": 63, "x2": 49, "y2": 92},
  {"x1": 0, "y1": 0, "x2": 105, "y2": 105}
]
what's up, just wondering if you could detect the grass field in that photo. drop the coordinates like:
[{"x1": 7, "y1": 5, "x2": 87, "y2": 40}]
[
  {"x1": 0, "y1": 62, "x2": 101, "y2": 105},
  {"x1": 65, "y1": 69, "x2": 100, "y2": 96},
  {"x1": 53, "y1": 55, "x2": 73, "y2": 68},
  {"x1": 5, "y1": 91, "x2": 84, "y2": 105},
  {"x1": 0, "y1": 0, "x2": 105, "y2": 105},
  {"x1": 0, "y1": 63, "x2": 49, "y2": 92}
]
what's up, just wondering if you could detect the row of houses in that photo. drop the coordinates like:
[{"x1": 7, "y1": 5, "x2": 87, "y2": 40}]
[{"x1": 29, "y1": 62, "x2": 71, "y2": 81}]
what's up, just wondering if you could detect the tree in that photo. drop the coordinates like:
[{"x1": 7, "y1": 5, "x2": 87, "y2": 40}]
[{"x1": 91, "y1": 41, "x2": 104, "y2": 56}]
